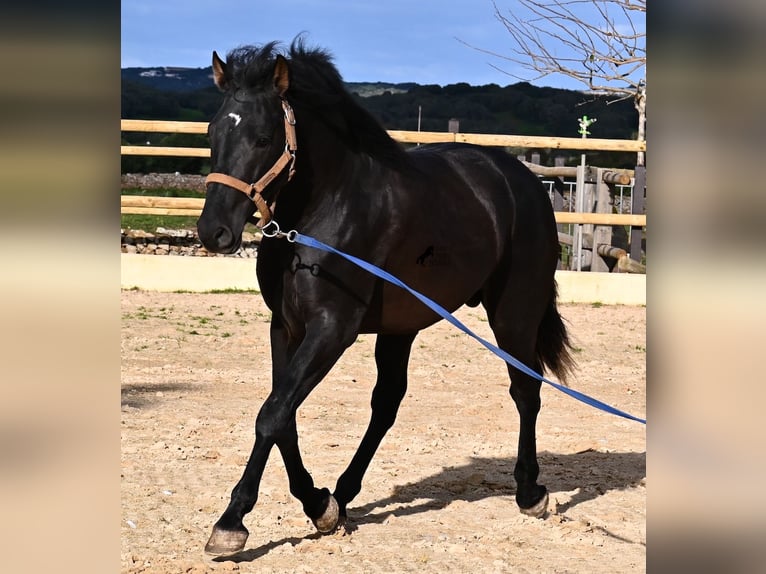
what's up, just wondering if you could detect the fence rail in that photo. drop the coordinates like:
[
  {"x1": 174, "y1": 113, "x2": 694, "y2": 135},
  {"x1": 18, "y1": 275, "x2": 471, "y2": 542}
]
[
  {"x1": 121, "y1": 119, "x2": 646, "y2": 154},
  {"x1": 121, "y1": 119, "x2": 647, "y2": 271},
  {"x1": 120, "y1": 120, "x2": 646, "y2": 226},
  {"x1": 119, "y1": 195, "x2": 646, "y2": 226}
]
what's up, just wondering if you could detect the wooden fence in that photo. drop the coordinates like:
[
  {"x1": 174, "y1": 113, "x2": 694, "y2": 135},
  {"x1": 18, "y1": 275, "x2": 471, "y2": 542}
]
[
  {"x1": 121, "y1": 119, "x2": 646, "y2": 155},
  {"x1": 121, "y1": 119, "x2": 646, "y2": 270}
]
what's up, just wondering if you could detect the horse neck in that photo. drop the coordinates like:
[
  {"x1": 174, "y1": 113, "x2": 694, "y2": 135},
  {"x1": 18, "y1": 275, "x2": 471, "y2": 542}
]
[{"x1": 297, "y1": 116, "x2": 381, "y2": 196}]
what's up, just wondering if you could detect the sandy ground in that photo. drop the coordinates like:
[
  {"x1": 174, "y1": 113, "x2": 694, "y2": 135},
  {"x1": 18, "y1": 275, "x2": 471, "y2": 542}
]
[{"x1": 121, "y1": 290, "x2": 645, "y2": 573}]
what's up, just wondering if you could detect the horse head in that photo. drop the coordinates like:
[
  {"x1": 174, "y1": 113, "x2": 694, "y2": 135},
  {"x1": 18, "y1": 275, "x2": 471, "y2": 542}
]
[{"x1": 197, "y1": 48, "x2": 296, "y2": 253}]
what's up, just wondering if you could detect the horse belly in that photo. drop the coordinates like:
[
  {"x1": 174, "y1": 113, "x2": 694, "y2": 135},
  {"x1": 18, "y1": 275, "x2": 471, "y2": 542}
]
[{"x1": 359, "y1": 255, "x2": 489, "y2": 334}]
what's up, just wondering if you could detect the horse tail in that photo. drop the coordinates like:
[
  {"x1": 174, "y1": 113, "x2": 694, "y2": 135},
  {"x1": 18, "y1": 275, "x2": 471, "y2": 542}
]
[{"x1": 535, "y1": 281, "x2": 575, "y2": 385}]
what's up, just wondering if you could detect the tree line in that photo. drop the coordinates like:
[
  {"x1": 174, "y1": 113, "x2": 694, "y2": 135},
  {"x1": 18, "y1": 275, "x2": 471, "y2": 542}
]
[{"x1": 121, "y1": 78, "x2": 638, "y2": 174}]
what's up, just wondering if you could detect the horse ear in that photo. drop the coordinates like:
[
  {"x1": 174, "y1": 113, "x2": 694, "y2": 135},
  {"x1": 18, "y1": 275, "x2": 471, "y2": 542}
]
[
  {"x1": 273, "y1": 55, "x2": 290, "y2": 97},
  {"x1": 212, "y1": 51, "x2": 228, "y2": 91}
]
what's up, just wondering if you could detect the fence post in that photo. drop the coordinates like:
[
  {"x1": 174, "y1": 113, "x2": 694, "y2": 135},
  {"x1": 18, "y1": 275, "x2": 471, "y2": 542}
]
[
  {"x1": 552, "y1": 153, "x2": 568, "y2": 270},
  {"x1": 551, "y1": 178, "x2": 566, "y2": 270},
  {"x1": 630, "y1": 166, "x2": 646, "y2": 262},
  {"x1": 592, "y1": 168, "x2": 613, "y2": 272},
  {"x1": 574, "y1": 165, "x2": 597, "y2": 271}
]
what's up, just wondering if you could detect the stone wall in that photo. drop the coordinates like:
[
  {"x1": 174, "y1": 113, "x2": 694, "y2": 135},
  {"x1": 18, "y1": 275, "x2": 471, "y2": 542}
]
[
  {"x1": 121, "y1": 172, "x2": 206, "y2": 192},
  {"x1": 121, "y1": 228, "x2": 260, "y2": 258}
]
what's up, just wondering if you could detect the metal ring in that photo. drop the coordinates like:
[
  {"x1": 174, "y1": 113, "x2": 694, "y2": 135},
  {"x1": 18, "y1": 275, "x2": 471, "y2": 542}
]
[{"x1": 261, "y1": 220, "x2": 281, "y2": 238}]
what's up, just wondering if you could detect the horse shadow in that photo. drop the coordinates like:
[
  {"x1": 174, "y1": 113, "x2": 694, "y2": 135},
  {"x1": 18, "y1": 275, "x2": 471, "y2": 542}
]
[
  {"x1": 348, "y1": 449, "x2": 645, "y2": 527},
  {"x1": 216, "y1": 449, "x2": 645, "y2": 563}
]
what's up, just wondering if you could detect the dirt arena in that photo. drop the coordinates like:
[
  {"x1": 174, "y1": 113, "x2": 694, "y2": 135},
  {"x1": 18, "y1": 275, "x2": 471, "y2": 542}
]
[{"x1": 121, "y1": 290, "x2": 646, "y2": 573}]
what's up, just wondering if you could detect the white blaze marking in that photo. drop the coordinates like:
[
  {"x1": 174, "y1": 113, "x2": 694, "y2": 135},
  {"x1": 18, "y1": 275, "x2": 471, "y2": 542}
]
[{"x1": 227, "y1": 112, "x2": 242, "y2": 127}]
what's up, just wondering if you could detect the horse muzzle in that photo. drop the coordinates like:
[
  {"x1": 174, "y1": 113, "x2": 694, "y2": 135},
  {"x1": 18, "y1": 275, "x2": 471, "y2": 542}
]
[{"x1": 197, "y1": 214, "x2": 242, "y2": 254}]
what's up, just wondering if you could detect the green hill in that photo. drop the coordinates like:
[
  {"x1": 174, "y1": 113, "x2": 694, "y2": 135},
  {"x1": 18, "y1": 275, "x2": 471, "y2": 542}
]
[{"x1": 122, "y1": 67, "x2": 639, "y2": 172}]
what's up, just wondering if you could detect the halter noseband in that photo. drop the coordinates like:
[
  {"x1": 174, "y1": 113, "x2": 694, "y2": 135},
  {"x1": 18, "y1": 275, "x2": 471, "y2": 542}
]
[{"x1": 204, "y1": 98, "x2": 297, "y2": 227}]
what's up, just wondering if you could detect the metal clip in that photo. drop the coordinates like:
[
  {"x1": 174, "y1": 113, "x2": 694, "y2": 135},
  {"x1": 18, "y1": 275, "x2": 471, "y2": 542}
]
[
  {"x1": 282, "y1": 100, "x2": 296, "y2": 125},
  {"x1": 260, "y1": 220, "x2": 297, "y2": 242},
  {"x1": 260, "y1": 220, "x2": 283, "y2": 238}
]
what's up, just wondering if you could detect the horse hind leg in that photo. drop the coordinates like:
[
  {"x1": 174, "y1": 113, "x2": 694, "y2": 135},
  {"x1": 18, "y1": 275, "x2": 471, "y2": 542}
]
[
  {"x1": 332, "y1": 333, "x2": 416, "y2": 524},
  {"x1": 505, "y1": 346, "x2": 550, "y2": 517},
  {"x1": 483, "y1": 281, "x2": 565, "y2": 518}
]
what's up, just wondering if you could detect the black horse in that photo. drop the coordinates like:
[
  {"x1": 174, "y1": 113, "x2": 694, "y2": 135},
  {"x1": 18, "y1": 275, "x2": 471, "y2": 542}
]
[{"x1": 197, "y1": 39, "x2": 574, "y2": 556}]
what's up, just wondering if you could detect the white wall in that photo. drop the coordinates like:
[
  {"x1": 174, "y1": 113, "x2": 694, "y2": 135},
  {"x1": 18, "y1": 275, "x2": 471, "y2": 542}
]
[{"x1": 121, "y1": 254, "x2": 645, "y2": 305}]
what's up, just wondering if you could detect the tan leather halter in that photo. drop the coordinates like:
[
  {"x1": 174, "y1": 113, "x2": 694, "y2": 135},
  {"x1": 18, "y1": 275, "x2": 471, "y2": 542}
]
[{"x1": 205, "y1": 99, "x2": 297, "y2": 227}]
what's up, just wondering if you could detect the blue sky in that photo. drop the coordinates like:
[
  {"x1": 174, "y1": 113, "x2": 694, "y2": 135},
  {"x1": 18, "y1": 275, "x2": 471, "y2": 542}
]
[{"x1": 121, "y1": 0, "x2": 640, "y2": 89}]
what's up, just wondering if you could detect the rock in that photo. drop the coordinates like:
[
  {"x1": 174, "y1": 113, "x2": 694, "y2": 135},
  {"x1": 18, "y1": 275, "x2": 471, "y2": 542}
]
[
  {"x1": 156, "y1": 227, "x2": 195, "y2": 238},
  {"x1": 126, "y1": 229, "x2": 154, "y2": 240}
]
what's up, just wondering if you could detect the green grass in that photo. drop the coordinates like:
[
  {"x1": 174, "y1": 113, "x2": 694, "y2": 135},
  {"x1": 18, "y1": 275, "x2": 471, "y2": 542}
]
[
  {"x1": 121, "y1": 187, "x2": 203, "y2": 231},
  {"x1": 122, "y1": 305, "x2": 172, "y2": 321},
  {"x1": 121, "y1": 214, "x2": 199, "y2": 231}
]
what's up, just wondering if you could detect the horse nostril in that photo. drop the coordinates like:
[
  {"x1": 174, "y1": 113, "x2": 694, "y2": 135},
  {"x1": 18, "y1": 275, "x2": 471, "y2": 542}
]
[
  {"x1": 198, "y1": 220, "x2": 237, "y2": 253},
  {"x1": 213, "y1": 226, "x2": 233, "y2": 248}
]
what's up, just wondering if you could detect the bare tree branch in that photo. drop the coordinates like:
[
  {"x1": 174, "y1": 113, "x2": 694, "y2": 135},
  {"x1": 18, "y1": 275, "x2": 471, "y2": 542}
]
[
  {"x1": 482, "y1": 0, "x2": 645, "y2": 95},
  {"x1": 459, "y1": 0, "x2": 646, "y2": 163}
]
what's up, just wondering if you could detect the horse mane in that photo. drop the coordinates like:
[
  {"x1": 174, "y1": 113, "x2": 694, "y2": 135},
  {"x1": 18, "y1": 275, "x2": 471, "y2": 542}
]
[{"x1": 224, "y1": 37, "x2": 413, "y2": 171}]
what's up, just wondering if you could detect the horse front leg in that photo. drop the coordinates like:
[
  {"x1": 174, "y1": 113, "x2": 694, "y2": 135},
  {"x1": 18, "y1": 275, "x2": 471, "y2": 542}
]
[
  {"x1": 332, "y1": 333, "x2": 416, "y2": 523},
  {"x1": 267, "y1": 318, "x2": 342, "y2": 530},
  {"x1": 276, "y1": 418, "x2": 341, "y2": 533},
  {"x1": 204, "y1": 423, "x2": 275, "y2": 555},
  {"x1": 204, "y1": 317, "x2": 357, "y2": 555},
  {"x1": 204, "y1": 319, "x2": 292, "y2": 555}
]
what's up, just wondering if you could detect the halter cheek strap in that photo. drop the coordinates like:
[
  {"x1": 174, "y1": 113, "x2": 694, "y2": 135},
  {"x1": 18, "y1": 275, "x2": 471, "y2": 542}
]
[{"x1": 205, "y1": 99, "x2": 297, "y2": 227}]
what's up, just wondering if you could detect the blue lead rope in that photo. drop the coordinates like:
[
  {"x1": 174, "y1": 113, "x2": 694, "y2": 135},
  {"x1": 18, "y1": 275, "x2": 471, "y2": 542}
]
[{"x1": 281, "y1": 229, "x2": 645, "y2": 425}]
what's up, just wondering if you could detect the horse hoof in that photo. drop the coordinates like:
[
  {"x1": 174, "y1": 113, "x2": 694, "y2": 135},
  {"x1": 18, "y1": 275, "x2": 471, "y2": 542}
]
[
  {"x1": 313, "y1": 494, "x2": 340, "y2": 533},
  {"x1": 204, "y1": 526, "x2": 249, "y2": 556},
  {"x1": 519, "y1": 491, "x2": 549, "y2": 518}
]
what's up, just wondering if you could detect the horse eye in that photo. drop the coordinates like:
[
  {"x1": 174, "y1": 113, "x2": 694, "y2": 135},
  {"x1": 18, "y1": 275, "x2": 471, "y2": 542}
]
[{"x1": 255, "y1": 137, "x2": 271, "y2": 148}]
